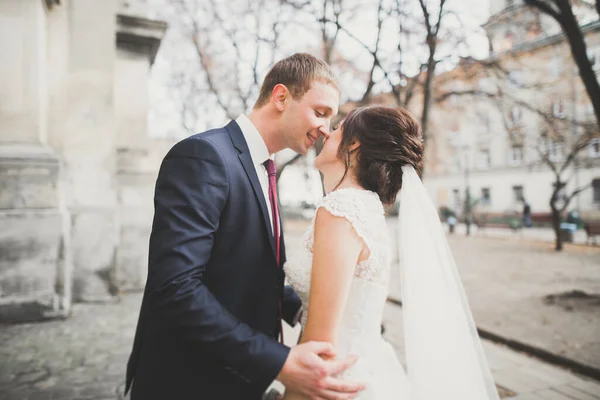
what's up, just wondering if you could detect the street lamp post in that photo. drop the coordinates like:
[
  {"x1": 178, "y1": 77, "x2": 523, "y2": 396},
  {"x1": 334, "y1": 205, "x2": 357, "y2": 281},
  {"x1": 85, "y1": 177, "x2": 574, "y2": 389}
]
[{"x1": 464, "y1": 151, "x2": 472, "y2": 236}]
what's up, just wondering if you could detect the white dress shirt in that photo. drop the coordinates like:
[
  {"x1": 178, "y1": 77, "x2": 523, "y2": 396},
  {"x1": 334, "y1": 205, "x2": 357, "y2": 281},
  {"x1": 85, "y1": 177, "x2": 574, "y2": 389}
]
[
  {"x1": 236, "y1": 114, "x2": 276, "y2": 234},
  {"x1": 236, "y1": 115, "x2": 301, "y2": 326}
]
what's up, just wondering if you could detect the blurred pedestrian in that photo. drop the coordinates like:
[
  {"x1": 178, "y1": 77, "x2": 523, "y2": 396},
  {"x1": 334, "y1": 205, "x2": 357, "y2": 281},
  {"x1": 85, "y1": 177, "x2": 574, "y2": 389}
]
[
  {"x1": 447, "y1": 214, "x2": 457, "y2": 234},
  {"x1": 522, "y1": 199, "x2": 532, "y2": 228}
]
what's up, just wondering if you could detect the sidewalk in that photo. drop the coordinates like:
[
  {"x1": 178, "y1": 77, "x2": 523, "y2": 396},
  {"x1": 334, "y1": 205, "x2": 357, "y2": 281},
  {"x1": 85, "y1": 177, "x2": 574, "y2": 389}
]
[
  {"x1": 381, "y1": 302, "x2": 600, "y2": 400},
  {"x1": 272, "y1": 302, "x2": 600, "y2": 399},
  {"x1": 450, "y1": 223, "x2": 593, "y2": 246},
  {"x1": 1, "y1": 292, "x2": 596, "y2": 399}
]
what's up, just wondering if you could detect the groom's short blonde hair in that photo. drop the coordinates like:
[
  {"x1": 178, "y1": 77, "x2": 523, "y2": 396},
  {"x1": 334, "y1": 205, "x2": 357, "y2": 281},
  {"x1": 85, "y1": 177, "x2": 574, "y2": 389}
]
[{"x1": 254, "y1": 53, "x2": 340, "y2": 108}]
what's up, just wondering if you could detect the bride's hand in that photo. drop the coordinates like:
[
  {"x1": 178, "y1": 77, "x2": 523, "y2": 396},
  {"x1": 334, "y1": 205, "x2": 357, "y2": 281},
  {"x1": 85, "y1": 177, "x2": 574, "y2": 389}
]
[{"x1": 277, "y1": 341, "x2": 365, "y2": 400}]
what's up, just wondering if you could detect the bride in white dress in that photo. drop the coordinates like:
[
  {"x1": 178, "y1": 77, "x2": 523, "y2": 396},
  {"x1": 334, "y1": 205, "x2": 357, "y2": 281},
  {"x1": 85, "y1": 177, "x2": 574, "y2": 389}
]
[{"x1": 282, "y1": 106, "x2": 500, "y2": 400}]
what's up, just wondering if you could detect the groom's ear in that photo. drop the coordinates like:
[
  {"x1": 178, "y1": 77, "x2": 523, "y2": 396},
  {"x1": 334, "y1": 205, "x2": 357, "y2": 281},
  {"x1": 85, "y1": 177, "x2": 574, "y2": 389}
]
[{"x1": 272, "y1": 84, "x2": 288, "y2": 112}]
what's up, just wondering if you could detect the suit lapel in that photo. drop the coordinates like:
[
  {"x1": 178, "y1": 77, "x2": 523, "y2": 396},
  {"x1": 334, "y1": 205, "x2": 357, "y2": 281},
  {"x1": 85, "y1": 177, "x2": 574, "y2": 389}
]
[{"x1": 226, "y1": 121, "x2": 277, "y2": 259}]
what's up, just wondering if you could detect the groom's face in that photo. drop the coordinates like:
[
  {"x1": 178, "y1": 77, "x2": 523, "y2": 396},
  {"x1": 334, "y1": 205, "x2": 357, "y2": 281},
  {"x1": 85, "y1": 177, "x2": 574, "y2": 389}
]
[{"x1": 281, "y1": 81, "x2": 340, "y2": 155}]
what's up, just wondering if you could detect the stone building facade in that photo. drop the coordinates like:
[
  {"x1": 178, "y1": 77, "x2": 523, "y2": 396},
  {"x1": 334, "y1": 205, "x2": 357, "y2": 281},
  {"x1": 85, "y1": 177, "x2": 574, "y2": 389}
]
[{"x1": 0, "y1": 0, "x2": 171, "y2": 321}]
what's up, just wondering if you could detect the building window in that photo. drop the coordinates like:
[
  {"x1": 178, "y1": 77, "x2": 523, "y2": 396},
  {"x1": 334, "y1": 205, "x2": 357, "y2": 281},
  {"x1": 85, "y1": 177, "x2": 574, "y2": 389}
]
[
  {"x1": 476, "y1": 110, "x2": 491, "y2": 133},
  {"x1": 589, "y1": 139, "x2": 600, "y2": 158},
  {"x1": 501, "y1": 31, "x2": 515, "y2": 52},
  {"x1": 512, "y1": 185, "x2": 524, "y2": 202},
  {"x1": 543, "y1": 139, "x2": 565, "y2": 162},
  {"x1": 551, "y1": 99, "x2": 566, "y2": 118},
  {"x1": 508, "y1": 106, "x2": 522, "y2": 127},
  {"x1": 526, "y1": 21, "x2": 541, "y2": 40},
  {"x1": 588, "y1": 47, "x2": 600, "y2": 71},
  {"x1": 547, "y1": 57, "x2": 562, "y2": 78},
  {"x1": 509, "y1": 145, "x2": 523, "y2": 166},
  {"x1": 593, "y1": 179, "x2": 600, "y2": 203},
  {"x1": 550, "y1": 141, "x2": 565, "y2": 161},
  {"x1": 480, "y1": 188, "x2": 491, "y2": 205},
  {"x1": 477, "y1": 149, "x2": 491, "y2": 169}
]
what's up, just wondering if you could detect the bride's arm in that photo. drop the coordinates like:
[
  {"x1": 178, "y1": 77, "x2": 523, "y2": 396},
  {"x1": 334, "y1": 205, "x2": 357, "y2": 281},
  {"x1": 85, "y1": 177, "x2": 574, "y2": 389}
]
[
  {"x1": 301, "y1": 208, "x2": 368, "y2": 351},
  {"x1": 282, "y1": 208, "x2": 367, "y2": 400}
]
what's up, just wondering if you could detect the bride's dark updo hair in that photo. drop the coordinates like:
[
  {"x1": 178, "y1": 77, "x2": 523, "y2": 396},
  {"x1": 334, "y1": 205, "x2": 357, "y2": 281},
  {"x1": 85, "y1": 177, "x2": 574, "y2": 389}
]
[{"x1": 337, "y1": 105, "x2": 424, "y2": 207}]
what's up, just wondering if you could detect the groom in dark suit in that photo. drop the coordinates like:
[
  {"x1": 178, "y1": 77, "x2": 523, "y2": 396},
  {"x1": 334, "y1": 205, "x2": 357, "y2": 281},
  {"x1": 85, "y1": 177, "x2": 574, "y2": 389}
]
[{"x1": 125, "y1": 53, "x2": 364, "y2": 400}]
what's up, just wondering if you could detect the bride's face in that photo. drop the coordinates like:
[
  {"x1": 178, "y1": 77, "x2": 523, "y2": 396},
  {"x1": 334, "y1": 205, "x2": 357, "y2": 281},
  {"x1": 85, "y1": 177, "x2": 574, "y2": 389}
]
[{"x1": 314, "y1": 122, "x2": 344, "y2": 172}]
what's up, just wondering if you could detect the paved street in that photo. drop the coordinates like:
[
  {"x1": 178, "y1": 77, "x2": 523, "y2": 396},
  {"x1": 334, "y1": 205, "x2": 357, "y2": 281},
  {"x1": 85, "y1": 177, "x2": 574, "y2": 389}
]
[
  {"x1": 0, "y1": 220, "x2": 598, "y2": 399},
  {"x1": 444, "y1": 229, "x2": 600, "y2": 372},
  {"x1": 1, "y1": 292, "x2": 599, "y2": 400},
  {"x1": 0, "y1": 295, "x2": 135, "y2": 400},
  {"x1": 381, "y1": 302, "x2": 600, "y2": 400}
]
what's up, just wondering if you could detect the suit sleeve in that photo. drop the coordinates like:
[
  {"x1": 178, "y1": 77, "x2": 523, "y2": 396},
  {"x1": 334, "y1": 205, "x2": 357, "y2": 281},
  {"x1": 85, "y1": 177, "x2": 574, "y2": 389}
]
[
  {"x1": 281, "y1": 285, "x2": 302, "y2": 327},
  {"x1": 146, "y1": 137, "x2": 289, "y2": 389}
]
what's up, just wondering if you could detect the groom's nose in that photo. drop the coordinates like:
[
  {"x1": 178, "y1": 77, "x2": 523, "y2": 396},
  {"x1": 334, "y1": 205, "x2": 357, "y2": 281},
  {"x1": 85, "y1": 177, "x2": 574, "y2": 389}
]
[{"x1": 318, "y1": 126, "x2": 329, "y2": 138}]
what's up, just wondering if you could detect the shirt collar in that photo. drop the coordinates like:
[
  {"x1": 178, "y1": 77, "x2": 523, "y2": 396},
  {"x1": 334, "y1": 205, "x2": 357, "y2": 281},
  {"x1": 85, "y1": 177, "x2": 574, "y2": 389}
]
[{"x1": 236, "y1": 114, "x2": 271, "y2": 166}]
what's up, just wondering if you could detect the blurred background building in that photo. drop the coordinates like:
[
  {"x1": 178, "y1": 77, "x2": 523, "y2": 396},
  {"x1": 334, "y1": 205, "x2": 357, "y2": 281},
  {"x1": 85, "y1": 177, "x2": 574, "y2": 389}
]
[
  {"x1": 423, "y1": 0, "x2": 600, "y2": 225},
  {"x1": 0, "y1": 0, "x2": 170, "y2": 321}
]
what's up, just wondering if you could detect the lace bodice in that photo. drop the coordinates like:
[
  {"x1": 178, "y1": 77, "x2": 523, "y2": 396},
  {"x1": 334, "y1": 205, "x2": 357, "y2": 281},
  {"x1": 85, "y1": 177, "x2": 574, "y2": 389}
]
[
  {"x1": 284, "y1": 188, "x2": 411, "y2": 398},
  {"x1": 284, "y1": 187, "x2": 391, "y2": 332}
]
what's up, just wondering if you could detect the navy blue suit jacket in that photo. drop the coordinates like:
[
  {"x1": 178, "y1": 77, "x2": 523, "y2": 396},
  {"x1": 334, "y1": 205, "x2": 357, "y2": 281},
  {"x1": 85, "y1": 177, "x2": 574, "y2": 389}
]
[{"x1": 125, "y1": 121, "x2": 302, "y2": 400}]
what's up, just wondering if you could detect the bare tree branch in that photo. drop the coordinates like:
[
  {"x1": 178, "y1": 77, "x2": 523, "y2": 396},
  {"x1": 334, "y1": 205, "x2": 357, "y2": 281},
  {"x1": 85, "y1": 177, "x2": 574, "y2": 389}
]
[{"x1": 524, "y1": 0, "x2": 600, "y2": 127}]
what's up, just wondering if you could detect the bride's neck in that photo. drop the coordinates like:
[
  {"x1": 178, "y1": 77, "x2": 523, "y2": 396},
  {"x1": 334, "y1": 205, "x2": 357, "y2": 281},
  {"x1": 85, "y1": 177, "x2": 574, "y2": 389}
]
[{"x1": 322, "y1": 168, "x2": 363, "y2": 194}]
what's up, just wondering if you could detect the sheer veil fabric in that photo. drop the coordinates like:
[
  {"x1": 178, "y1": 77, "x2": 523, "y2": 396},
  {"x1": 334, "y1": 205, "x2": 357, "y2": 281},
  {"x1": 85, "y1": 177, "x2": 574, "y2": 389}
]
[{"x1": 398, "y1": 166, "x2": 500, "y2": 400}]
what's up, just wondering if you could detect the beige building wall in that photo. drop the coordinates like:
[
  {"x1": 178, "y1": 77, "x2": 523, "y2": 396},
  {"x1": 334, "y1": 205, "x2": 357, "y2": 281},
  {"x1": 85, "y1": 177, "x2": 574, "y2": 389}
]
[{"x1": 424, "y1": 5, "x2": 600, "y2": 220}]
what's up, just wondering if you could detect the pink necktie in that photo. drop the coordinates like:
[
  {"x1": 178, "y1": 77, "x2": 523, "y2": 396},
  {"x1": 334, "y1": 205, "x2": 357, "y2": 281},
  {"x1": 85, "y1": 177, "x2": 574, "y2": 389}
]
[
  {"x1": 263, "y1": 160, "x2": 281, "y2": 265},
  {"x1": 263, "y1": 159, "x2": 283, "y2": 343}
]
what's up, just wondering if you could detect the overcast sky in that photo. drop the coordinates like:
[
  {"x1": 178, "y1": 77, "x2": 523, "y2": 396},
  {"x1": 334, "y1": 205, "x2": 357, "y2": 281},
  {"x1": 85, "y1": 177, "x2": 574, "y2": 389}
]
[{"x1": 146, "y1": 0, "x2": 494, "y2": 138}]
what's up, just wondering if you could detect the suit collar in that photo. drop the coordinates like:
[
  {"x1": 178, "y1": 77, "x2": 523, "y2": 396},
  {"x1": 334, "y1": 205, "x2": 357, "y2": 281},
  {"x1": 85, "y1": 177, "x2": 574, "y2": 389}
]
[
  {"x1": 225, "y1": 120, "x2": 248, "y2": 154},
  {"x1": 235, "y1": 114, "x2": 272, "y2": 166}
]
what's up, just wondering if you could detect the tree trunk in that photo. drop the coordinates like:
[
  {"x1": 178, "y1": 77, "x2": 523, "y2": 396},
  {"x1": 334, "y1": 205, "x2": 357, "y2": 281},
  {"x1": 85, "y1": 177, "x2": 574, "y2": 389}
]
[
  {"x1": 421, "y1": 42, "x2": 437, "y2": 143},
  {"x1": 464, "y1": 186, "x2": 472, "y2": 236},
  {"x1": 524, "y1": 0, "x2": 600, "y2": 127},
  {"x1": 556, "y1": 2, "x2": 600, "y2": 127},
  {"x1": 549, "y1": 177, "x2": 564, "y2": 251},
  {"x1": 551, "y1": 202, "x2": 563, "y2": 251}
]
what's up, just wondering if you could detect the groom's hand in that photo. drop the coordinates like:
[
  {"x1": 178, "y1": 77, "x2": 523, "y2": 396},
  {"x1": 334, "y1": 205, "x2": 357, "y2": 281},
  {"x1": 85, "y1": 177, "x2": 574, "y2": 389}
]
[{"x1": 276, "y1": 341, "x2": 365, "y2": 400}]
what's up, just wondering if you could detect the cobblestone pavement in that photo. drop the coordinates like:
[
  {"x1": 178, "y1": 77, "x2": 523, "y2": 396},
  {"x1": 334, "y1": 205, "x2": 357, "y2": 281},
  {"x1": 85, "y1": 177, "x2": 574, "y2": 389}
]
[
  {"x1": 1, "y1": 292, "x2": 599, "y2": 400},
  {"x1": 0, "y1": 295, "x2": 137, "y2": 400},
  {"x1": 1, "y1": 219, "x2": 598, "y2": 400}
]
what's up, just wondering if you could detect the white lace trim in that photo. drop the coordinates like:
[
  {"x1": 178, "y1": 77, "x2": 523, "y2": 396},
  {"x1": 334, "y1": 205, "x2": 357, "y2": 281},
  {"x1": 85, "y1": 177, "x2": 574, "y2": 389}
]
[{"x1": 315, "y1": 188, "x2": 389, "y2": 284}]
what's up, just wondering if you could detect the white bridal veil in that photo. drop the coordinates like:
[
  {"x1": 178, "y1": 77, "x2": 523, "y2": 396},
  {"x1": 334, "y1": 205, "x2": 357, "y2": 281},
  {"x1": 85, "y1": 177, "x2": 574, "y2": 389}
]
[{"x1": 397, "y1": 166, "x2": 500, "y2": 400}]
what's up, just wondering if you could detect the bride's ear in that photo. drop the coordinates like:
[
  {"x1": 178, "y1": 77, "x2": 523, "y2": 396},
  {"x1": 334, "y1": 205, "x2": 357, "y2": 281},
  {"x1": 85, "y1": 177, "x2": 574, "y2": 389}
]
[{"x1": 349, "y1": 140, "x2": 360, "y2": 152}]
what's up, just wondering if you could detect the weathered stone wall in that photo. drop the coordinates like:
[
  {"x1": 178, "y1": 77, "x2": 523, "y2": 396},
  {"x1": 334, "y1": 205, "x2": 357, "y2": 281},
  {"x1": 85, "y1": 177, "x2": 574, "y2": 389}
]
[
  {"x1": 0, "y1": 0, "x2": 168, "y2": 320},
  {"x1": 114, "y1": 14, "x2": 170, "y2": 290},
  {"x1": 0, "y1": 0, "x2": 67, "y2": 321}
]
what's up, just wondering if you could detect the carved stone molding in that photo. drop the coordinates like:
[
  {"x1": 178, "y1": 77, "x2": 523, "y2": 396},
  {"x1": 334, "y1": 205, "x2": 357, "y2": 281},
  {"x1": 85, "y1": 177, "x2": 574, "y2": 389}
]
[
  {"x1": 44, "y1": 0, "x2": 61, "y2": 10},
  {"x1": 116, "y1": 14, "x2": 167, "y2": 65}
]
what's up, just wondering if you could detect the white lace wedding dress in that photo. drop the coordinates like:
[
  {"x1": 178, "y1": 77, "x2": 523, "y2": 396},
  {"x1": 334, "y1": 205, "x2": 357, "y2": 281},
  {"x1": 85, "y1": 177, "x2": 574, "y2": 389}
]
[{"x1": 284, "y1": 188, "x2": 411, "y2": 398}]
